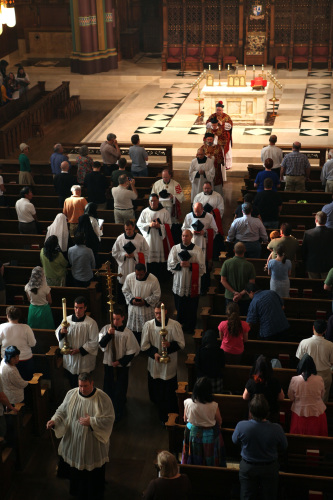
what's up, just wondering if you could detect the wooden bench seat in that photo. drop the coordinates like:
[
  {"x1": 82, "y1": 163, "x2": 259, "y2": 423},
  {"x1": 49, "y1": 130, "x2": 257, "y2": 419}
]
[
  {"x1": 0, "y1": 247, "x2": 112, "y2": 267},
  {"x1": 244, "y1": 178, "x2": 324, "y2": 191},
  {"x1": 242, "y1": 190, "x2": 331, "y2": 204},
  {"x1": 0, "y1": 220, "x2": 123, "y2": 238},
  {"x1": 218, "y1": 257, "x2": 305, "y2": 278},
  {"x1": 248, "y1": 164, "x2": 323, "y2": 180},
  {"x1": 0, "y1": 304, "x2": 78, "y2": 325}
]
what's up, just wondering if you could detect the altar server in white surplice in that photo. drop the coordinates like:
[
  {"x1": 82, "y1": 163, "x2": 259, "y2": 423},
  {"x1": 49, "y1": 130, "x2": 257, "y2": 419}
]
[
  {"x1": 167, "y1": 229, "x2": 205, "y2": 334},
  {"x1": 182, "y1": 202, "x2": 218, "y2": 294},
  {"x1": 141, "y1": 303, "x2": 185, "y2": 423},
  {"x1": 189, "y1": 149, "x2": 215, "y2": 202},
  {"x1": 137, "y1": 193, "x2": 173, "y2": 280},
  {"x1": 46, "y1": 372, "x2": 114, "y2": 500},
  {"x1": 193, "y1": 181, "x2": 224, "y2": 219},
  {"x1": 111, "y1": 220, "x2": 149, "y2": 285},
  {"x1": 99, "y1": 306, "x2": 140, "y2": 421},
  {"x1": 55, "y1": 296, "x2": 99, "y2": 388},
  {"x1": 122, "y1": 263, "x2": 161, "y2": 344},
  {"x1": 151, "y1": 169, "x2": 184, "y2": 223}
]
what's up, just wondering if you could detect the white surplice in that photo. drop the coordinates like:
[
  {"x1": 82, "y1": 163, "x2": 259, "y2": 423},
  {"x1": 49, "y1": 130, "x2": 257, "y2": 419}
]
[
  {"x1": 137, "y1": 206, "x2": 172, "y2": 263},
  {"x1": 189, "y1": 157, "x2": 215, "y2": 202},
  {"x1": 99, "y1": 326, "x2": 140, "y2": 366},
  {"x1": 182, "y1": 211, "x2": 218, "y2": 259},
  {"x1": 193, "y1": 190, "x2": 224, "y2": 218},
  {"x1": 151, "y1": 179, "x2": 184, "y2": 223},
  {"x1": 167, "y1": 243, "x2": 205, "y2": 296},
  {"x1": 111, "y1": 233, "x2": 150, "y2": 284}
]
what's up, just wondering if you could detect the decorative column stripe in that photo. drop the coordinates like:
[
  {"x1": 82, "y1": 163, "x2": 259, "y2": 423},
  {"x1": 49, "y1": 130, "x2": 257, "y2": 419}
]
[
  {"x1": 71, "y1": 47, "x2": 117, "y2": 61},
  {"x1": 105, "y1": 12, "x2": 113, "y2": 22},
  {"x1": 78, "y1": 15, "x2": 97, "y2": 27},
  {"x1": 70, "y1": 0, "x2": 81, "y2": 53},
  {"x1": 96, "y1": 0, "x2": 107, "y2": 51}
]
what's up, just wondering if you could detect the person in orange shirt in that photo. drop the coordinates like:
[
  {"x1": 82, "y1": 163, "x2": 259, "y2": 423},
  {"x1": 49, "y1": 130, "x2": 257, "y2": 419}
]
[{"x1": 63, "y1": 185, "x2": 87, "y2": 237}]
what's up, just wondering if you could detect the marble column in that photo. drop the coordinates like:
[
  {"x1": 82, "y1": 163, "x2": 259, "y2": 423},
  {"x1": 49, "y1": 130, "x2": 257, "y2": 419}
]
[{"x1": 70, "y1": 0, "x2": 118, "y2": 74}]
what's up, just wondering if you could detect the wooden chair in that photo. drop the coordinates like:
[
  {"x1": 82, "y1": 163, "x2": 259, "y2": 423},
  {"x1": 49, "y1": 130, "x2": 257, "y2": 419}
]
[
  {"x1": 310, "y1": 45, "x2": 331, "y2": 71},
  {"x1": 162, "y1": 44, "x2": 184, "y2": 71},
  {"x1": 203, "y1": 45, "x2": 220, "y2": 67},
  {"x1": 290, "y1": 44, "x2": 310, "y2": 71},
  {"x1": 184, "y1": 44, "x2": 202, "y2": 71},
  {"x1": 223, "y1": 55, "x2": 237, "y2": 68},
  {"x1": 275, "y1": 55, "x2": 289, "y2": 70}
]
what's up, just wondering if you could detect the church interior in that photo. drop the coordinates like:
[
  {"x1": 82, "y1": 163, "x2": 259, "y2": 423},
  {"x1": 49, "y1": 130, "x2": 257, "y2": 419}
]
[{"x1": 0, "y1": 0, "x2": 333, "y2": 499}]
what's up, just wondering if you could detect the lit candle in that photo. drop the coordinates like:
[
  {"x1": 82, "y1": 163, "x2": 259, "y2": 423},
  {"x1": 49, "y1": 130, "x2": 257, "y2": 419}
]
[
  {"x1": 161, "y1": 303, "x2": 165, "y2": 329},
  {"x1": 228, "y1": 65, "x2": 230, "y2": 70},
  {"x1": 253, "y1": 65, "x2": 255, "y2": 71},
  {"x1": 209, "y1": 65, "x2": 211, "y2": 71},
  {"x1": 219, "y1": 64, "x2": 221, "y2": 71},
  {"x1": 244, "y1": 65, "x2": 247, "y2": 71},
  {"x1": 262, "y1": 64, "x2": 264, "y2": 71},
  {"x1": 62, "y1": 298, "x2": 67, "y2": 321}
]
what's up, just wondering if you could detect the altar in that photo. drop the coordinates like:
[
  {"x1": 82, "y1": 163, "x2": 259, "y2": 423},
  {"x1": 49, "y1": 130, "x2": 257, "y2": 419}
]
[{"x1": 202, "y1": 82, "x2": 269, "y2": 125}]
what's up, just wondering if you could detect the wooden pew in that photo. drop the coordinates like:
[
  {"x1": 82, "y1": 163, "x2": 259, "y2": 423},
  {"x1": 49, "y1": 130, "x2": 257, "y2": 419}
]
[
  {"x1": 242, "y1": 190, "x2": 332, "y2": 204},
  {"x1": 244, "y1": 178, "x2": 323, "y2": 191},
  {"x1": 0, "y1": 206, "x2": 143, "y2": 224},
  {"x1": 0, "y1": 233, "x2": 117, "y2": 253},
  {"x1": 0, "y1": 82, "x2": 46, "y2": 128},
  {"x1": 0, "y1": 437, "x2": 15, "y2": 498},
  {"x1": 5, "y1": 281, "x2": 102, "y2": 323},
  {"x1": 0, "y1": 305, "x2": 82, "y2": 326},
  {"x1": 32, "y1": 346, "x2": 64, "y2": 406},
  {"x1": 28, "y1": 372, "x2": 49, "y2": 436},
  {"x1": 178, "y1": 464, "x2": 333, "y2": 500},
  {"x1": 248, "y1": 163, "x2": 323, "y2": 179},
  {"x1": 0, "y1": 220, "x2": 123, "y2": 238},
  {"x1": 4, "y1": 403, "x2": 34, "y2": 470},
  {"x1": 208, "y1": 289, "x2": 332, "y2": 319},
  {"x1": 0, "y1": 247, "x2": 111, "y2": 267}
]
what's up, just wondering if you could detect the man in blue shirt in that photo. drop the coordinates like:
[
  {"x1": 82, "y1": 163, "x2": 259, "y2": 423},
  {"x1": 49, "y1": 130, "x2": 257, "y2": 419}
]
[
  {"x1": 232, "y1": 394, "x2": 288, "y2": 500},
  {"x1": 322, "y1": 194, "x2": 333, "y2": 229},
  {"x1": 254, "y1": 158, "x2": 280, "y2": 192},
  {"x1": 50, "y1": 143, "x2": 69, "y2": 176},
  {"x1": 245, "y1": 282, "x2": 289, "y2": 340}
]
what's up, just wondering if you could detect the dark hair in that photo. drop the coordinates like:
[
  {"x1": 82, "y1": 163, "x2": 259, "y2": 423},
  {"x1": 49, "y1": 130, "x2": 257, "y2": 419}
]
[
  {"x1": 125, "y1": 220, "x2": 135, "y2": 227},
  {"x1": 4, "y1": 345, "x2": 20, "y2": 364},
  {"x1": 243, "y1": 193, "x2": 253, "y2": 203},
  {"x1": 76, "y1": 215, "x2": 99, "y2": 253},
  {"x1": 276, "y1": 243, "x2": 287, "y2": 264},
  {"x1": 264, "y1": 178, "x2": 273, "y2": 189},
  {"x1": 234, "y1": 242, "x2": 246, "y2": 255},
  {"x1": 269, "y1": 135, "x2": 277, "y2": 144},
  {"x1": 106, "y1": 133, "x2": 116, "y2": 141},
  {"x1": 131, "y1": 134, "x2": 139, "y2": 145},
  {"x1": 316, "y1": 211, "x2": 327, "y2": 225},
  {"x1": 264, "y1": 158, "x2": 273, "y2": 170},
  {"x1": 313, "y1": 319, "x2": 327, "y2": 335},
  {"x1": 203, "y1": 181, "x2": 212, "y2": 186},
  {"x1": 149, "y1": 193, "x2": 159, "y2": 200},
  {"x1": 118, "y1": 158, "x2": 127, "y2": 168},
  {"x1": 192, "y1": 377, "x2": 213, "y2": 404},
  {"x1": 249, "y1": 394, "x2": 269, "y2": 421},
  {"x1": 280, "y1": 223, "x2": 292, "y2": 236},
  {"x1": 74, "y1": 232, "x2": 85, "y2": 245},
  {"x1": 293, "y1": 141, "x2": 301, "y2": 151},
  {"x1": 78, "y1": 372, "x2": 93, "y2": 382},
  {"x1": 226, "y1": 302, "x2": 243, "y2": 338},
  {"x1": 75, "y1": 296, "x2": 87, "y2": 307},
  {"x1": 135, "y1": 263, "x2": 146, "y2": 272},
  {"x1": 113, "y1": 306, "x2": 125, "y2": 317},
  {"x1": 43, "y1": 235, "x2": 61, "y2": 262},
  {"x1": 245, "y1": 282, "x2": 259, "y2": 294},
  {"x1": 17, "y1": 66, "x2": 26, "y2": 78},
  {"x1": 6, "y1": 306, "x2": 21, "y2": 321},
  {"x1": 20, "y1": 186, "x2": 31, "y2": 198},
  {"x1": 250, "y1": 355, "x2": 272, "y2": 384},
  {"x1": 93, "y1": 161, "x2": 101, "y2": 169},
  {"x1": 84, "y1": 202, "x2": 98, "y2": 220},
  {"x1": 297, "y1": 353, "x2": 317, "y2": 381},
  {"x1": 154, "y1": 301, "x2": 163, "y2": 309}
]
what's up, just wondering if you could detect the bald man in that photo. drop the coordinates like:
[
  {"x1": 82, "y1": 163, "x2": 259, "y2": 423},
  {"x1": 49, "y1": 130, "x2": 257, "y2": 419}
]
[
  {"x1": 167, "y1": 229, "x2": 205, "y2": 333},
  {"x1": 280, "y1": 141, "x2": 311, "y2": 191},
  {"x1": 151, "y1": 169, "x2": 184, "y2": 224},
  {"x1": 53, "y1": 161, "x2": 77, "y2": 208}
]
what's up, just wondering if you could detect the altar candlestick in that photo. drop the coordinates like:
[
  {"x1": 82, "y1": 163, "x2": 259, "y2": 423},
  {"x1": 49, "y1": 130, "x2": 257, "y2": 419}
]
[
  {"x1": 161, "y1": 303, "x2": 165, "y2": 329},
  {"x1": 219, "y1": 64, "x2": 221, "y2": 71},
  {"x1": 244, "y1": 65, "x2": 246, "y2": 71},
  {"x1": 228, "y1": 64, "x2": 230, "y2": 70}
]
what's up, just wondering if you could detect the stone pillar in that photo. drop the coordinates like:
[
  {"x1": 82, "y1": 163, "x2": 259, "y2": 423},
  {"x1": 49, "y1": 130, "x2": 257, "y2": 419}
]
[{"x1": 70, "y1": 0, "x2": 118, "y2": 74}]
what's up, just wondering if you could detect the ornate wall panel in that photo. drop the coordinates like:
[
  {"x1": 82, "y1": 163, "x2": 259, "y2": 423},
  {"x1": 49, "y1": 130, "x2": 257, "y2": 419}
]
[
  {"x1": 274, "y1": 0, "x2": 293, "y2": 45},
  {"x1": 293, "y1": 0, "x2": 311, "y2": 44},
  {"x1": 222, "y1": 0, "x2": 239, "y2": 45},
  {"x1": 205, "y1": 0, "x2": 221, "y2": 44},
  {"x1": 312, "y1": 0, "x2": 331, "y2": 44},
  {"x1": 185, "y1": 0, "x2": 202, "y2": 44},
  {"x1": 167, "y1": 1, "x2": 184, "y2": 44}
]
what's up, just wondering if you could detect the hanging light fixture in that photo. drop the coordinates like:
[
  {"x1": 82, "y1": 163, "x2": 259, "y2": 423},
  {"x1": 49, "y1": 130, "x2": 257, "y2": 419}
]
[{"x1": 1, "y1": 0, "x2": 16, "y2": 29}]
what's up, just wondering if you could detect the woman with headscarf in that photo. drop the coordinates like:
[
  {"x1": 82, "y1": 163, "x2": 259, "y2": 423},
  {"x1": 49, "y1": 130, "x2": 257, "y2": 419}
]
[
  {"x1": 40, "y1": 235, "x2": 68, "y2": 286},
  {"x1": 76, "y1": 212, "x2": 100, "y2": 266},
  {"x1": 243, "y1": 355, "x2": 284, "y2": 422},
  {"x1": 24, "y1": 266, "x2": 55, "y2": 329},
  {"x1": 195, "y1": 329, "x2": 225, "y2": 393},
  {"x1": 0, "y1": 346, "x2": 29, "y2": 404},
  {"x1": 84, "y1": 202, "x2": 103, "y2": 240},
  {"x1": 76, "y1": 144, "x2": 93, "y2": 185},
  {"x1": 288, "y1": 354, "x2": 328, "y2": 436},
  {"x1": 44, "y1": 213, "x2": 69, "y2": 253},
  {"x1": 182, "y1": 377, "x2": 226, "y2": 467}
]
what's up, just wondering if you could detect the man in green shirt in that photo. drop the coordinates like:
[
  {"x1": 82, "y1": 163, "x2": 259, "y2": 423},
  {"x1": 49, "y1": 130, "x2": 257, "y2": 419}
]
[
  {"x1": 19, "y1": 142, "x2": 34, "y2": 185},
  {"x1": 220, "y1": 242, "x2": 256, "y2": 315}
]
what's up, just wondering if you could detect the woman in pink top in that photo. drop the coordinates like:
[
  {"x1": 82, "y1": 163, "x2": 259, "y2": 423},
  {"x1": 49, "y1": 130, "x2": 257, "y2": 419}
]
[
  {"x1": 288, "y1": 354, "x2": 327, "y2": 436},
  {"x1": 218, "y1": 302, "x2": 250, "y2": 364}
]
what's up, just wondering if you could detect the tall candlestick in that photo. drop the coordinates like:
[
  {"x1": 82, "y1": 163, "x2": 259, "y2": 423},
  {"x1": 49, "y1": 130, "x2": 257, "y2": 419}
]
[
  {"x1": 244, "y1": 65, "x2": 247, "y2": 71},
  {"x1": 228, "y1": 64, "x2": 230, "y2": 70},
  {"x1": 161, "y1": 303, "x2": 165, "y2": 329},
  {"x1": 209, "y1": 64, "x2": 211, "y2": 71},
  {"x1": 62, "y1": 298, "x2": 67, "y2": 321},
  {"x1": 219, "y1": 64, "x2": 221, "y2": 71}
]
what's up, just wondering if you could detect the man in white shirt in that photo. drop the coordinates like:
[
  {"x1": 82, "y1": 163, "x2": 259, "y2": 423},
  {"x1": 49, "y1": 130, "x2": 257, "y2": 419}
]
[
  {"x1": 227, "y1": 202, "x2": 268, "y2": 258},
  {"x1": 55, "y1": 296, "x2": 99, "y2": 388},
  {"x1": 100, "y1": 132, "x2": 121, "y2": 175},
  {"x1": 320, "y1": 149, "x2": 333, "y2": 193},
  {"x1": 296, "y1": 319, "x2": 333, "y2": 402},
  {"x1": 112, "y1": 174, "x2": 137, "y2": 224},
  {"x1": 141, "y1": 303, "x2": 185, "y2": 423},
  {"x1": 15, "y1": 186, "x2": 38, "y2": 234},
  {"x1": 151, "y1": 169, "x2": 184, "y2": 223},
  {"x1": 261, "y1": 135, "x2": 283, "y2": 177}
]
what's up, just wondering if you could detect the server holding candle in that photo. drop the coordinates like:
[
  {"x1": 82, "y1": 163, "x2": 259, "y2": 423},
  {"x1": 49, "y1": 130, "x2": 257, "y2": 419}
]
[
  {"x1": 56, "y1": 296, "x2": 99, "y2": 388},
  {"x1": 141, "y1": 302, "x2": 185, "y2": 423}
]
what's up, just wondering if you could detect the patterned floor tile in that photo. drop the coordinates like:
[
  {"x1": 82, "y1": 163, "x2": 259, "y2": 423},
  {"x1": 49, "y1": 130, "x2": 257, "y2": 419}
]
[
  {"x1": 177, "y1": 72, "x2": 200, "y2": 77},
  {"x1": 303, "y1": 103, "x2": 330, "y2": 111},
  {"x1": 308, "y1": 71, "x2": 332, "y2": 77},
  {"x1": 134, "y1": 126, "x2": 164, "y2": 134},
  {"x1": 171, "y1": 83, "x2": 193, "y2": 89},
  {"x1": 154, "y1": 102, "x2": 182, "y2": 110},
  {"x1": 301, "y1": 115, "x2": 329, "y2": 123},
  {"x1": 163, "y1": 92, "x2": 189, "y2": 99},
  {"x1": 307, "y1": 83, "x2": 331, "y2": 89},
  {"x1": 305, "y1": 93, "x2": 331, "y2": 99},
  {"x1": 145, "y1": 113, "x2": 174, "y2": 121},
  {"x1": 243, "y1": 127, "x2": 272, "y2": 136},
  {"x1": 300, "y1": 128, "x2": 329, "y2": 136},
  {"x1": 188, "y1": 126, "x2": 207, "y2": 135}
]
